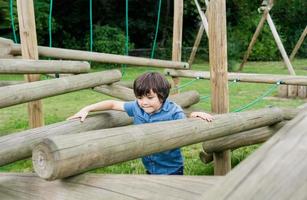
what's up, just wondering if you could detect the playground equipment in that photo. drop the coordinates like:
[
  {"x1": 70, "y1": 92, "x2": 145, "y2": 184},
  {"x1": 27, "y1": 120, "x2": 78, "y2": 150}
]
[{"x1": 0, "y1": 91, "x2": 199, "y2": 167}]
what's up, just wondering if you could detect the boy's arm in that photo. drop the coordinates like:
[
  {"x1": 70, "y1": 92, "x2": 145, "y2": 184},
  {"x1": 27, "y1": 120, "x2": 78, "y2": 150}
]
[{"x1": 67, "y1": 100, "x2": 125, "y2": 122}]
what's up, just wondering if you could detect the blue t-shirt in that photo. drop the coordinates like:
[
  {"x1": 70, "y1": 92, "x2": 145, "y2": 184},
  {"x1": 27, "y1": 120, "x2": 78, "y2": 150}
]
[{"x1": 124, "y1": 99, "x2": 185, "y2": 174}]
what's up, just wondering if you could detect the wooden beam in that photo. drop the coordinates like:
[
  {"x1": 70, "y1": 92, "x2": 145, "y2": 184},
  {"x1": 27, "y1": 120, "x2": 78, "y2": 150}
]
[
  {"x1": 239, "y1": 7, "x2": 271, "y2": 71},
  {"x1": 0, "y1": 80, "x2": 24, "y2": 87},
  {"x1": 171, "y1": 0, "x2": 184, "y2": 92},
  {"x1": 208, "y1": 0, "x2": 230, "y2": 175},
  {"x1": 32, "y1": 107, "x2": 285, "y2": 180},
  {"x1": 0, "y1": 92, "x2": 197, "y2": 167},
  {"x1": 0, "y1": 59, "x2": 90, "y2": 74},
  {"x1": 165, "y1": 69, "x2": 307, "y2": 86},
  {"x1": 188, "y1": 25, "x2": 205, "y2": 67},
  {"x1": 290, "y1": 26, "x2": 307, "y2": 60},
  {"x1": 17, "y1": 0, "x2": 43, "y2": 128},
  {"x1": 266, "y1": 13, "x2": 295, "y2": 75},
  {"x1": 203, "y1": 108, "x2": 307, "y2": 200},
  {"x1": 0, "y1": 173, "x2": 222, "y2": 200},
  {"x1": 0, "y1": 70, "x2": 121, "y2": 109},
  {"x1": 6, "y1": 42, "x2": 189, "y2": 70}
]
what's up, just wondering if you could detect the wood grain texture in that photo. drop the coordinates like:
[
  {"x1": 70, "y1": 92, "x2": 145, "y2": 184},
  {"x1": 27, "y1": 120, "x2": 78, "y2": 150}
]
[
  {"x1": 0, "y1": 92, "x2": 196, "y2": 167},
  {"x1": 0, "y1": 173, "x2": 222, "y2": 200},
  {"x1": 203, "y1": 108, "x2": 307, "y2": 200},
  {"x1": 165, "y1": 69, "x2": 307, "y2": 86},
  {"x1": 0, "y1": 59, "x2": 90, "y2": 74},
  {"x1": 0, "y1": 70, "x2": 121, "y2": 109},
  {"x1": 32, "y1": 107, "x2": 285, "y2": 180}
]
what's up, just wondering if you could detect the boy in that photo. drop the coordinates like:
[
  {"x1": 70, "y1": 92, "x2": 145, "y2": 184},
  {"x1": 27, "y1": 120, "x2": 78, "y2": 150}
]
[{"x1": 68, "y1": 72, "x2": 213, "y2": 175}]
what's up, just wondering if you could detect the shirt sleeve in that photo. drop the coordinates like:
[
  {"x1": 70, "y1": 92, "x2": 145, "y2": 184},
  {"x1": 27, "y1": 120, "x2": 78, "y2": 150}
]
[
  {"x1": 173, "y1": 111, "x2": 186, "y2": 120},
  {"x1": 124, "y1": 101, "x2": 136, "y2": 117}
]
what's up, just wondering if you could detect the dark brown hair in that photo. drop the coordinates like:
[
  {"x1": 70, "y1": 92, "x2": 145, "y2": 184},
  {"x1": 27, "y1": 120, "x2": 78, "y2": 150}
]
[{"x1": 133, "y1": 72, "x2": 171, "y2": 102}]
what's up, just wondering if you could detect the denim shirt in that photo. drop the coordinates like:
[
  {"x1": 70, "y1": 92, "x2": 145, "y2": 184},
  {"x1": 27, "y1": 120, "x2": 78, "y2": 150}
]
[{"x1": 124, "y1": 99, "x2": 185, "y2": 174}]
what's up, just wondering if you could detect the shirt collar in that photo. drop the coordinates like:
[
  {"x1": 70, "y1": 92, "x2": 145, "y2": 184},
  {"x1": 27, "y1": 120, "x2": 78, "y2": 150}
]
[{"x1": 161, "y1": 99, "x2": 171, "y2": 112}]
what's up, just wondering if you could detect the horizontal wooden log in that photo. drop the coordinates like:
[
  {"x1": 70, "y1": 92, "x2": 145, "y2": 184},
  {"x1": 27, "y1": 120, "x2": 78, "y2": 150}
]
[
  {"x1": 165, "y1": 69, "x2": 307, "y2": 86},
  {"x1": 203, "y1": 122, "x2": 286, "y2": 153},
  {"x1": 0, "y1": 59, "x2": 90, "y2": 74},
  {"x1": 200, "y1": 122, "x2": 287, "y2": 164},
  {"x1": 0, "y1": 80, "x2": 24, "y2": 87},
  {"x1": 204, "y1": 108, "x2": 307, "y2": 200},
  {"x1": 115, "y1": 80, "x2": 133, "y2": 89},
  {"x1": 0, "y1": 92, "x2": 196, "y2": 167},
  {"x1": 0, "y1": 70, "x2": 121, "y2": 108},
  {"x1": 6, "y1": 40, "x2": 189, "y2": 69},
  {"x1": 32, "y1": 107, "x2": 285, "y2": 180},
  {"x1": 0, "y1": 173, "x2": 222, "y2": 200}
]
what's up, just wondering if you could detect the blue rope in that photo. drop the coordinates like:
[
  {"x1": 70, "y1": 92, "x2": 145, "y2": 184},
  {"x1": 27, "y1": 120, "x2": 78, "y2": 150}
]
[
  {"x1": 89, "y1": 0, "x2": 93, "y2": 52},
  {"x1": 48, "y1": 0, "x2": 53, "y2": 48},
  {"x1": 150, "y1": 0, "x2": 162, "y2": 59}
]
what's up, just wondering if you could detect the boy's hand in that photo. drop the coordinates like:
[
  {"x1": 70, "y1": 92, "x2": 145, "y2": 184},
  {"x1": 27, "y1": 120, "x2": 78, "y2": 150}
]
[
  {"x1": 67, "y1": 109, "x2": 89, "y2": 122},
  {"x1": 189, "y1": 112, "x2": 214, "y2": 122}
]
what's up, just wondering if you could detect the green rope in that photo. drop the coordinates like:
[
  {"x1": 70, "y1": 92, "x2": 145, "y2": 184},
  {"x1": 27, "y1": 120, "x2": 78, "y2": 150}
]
[
  {"x1": 89, "y1": 0, "x2": 93, "y2": 52},
  {"x1": 177, "y1": 78, "x2": 199, "y2": 91},
  {"x1": 10, "y1": 0, "x2": 18, "y2": 43},
  {"x1": 150, "y1": 0, "x2": 162, "y2": 59},
  {"x1": 48, "y1": 0, "x2": 53, "y2": 48},
  {"x1": 200, "y1": 79, "x2": 239, "y2": 102},
  {"x1": 232, "y1": 81, "x2": 281, "y2": 112}
]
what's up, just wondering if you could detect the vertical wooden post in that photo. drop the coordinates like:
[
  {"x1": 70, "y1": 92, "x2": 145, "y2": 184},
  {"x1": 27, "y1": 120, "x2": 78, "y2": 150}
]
[
  {"x1": 17, "y1": 0, "x2": 44, "y2": 128},
  {"x1": 208, "y1": 0, "x2": 230, "y2": 175},
  {"x1": 171, "y1": 0, "x2": 183, "y2": 93},
  {"x1": 290, "y1": 26, "x2": 307, "y2": 61}
]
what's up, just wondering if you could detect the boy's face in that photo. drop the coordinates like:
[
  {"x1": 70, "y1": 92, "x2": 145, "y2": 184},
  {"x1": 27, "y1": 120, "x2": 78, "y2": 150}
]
[{"x1": 137, "y1": 90, "x2": 163, "y2": 114}]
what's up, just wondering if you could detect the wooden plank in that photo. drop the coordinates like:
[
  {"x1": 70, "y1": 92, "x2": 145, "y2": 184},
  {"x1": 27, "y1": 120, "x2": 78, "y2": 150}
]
[
  {"x1": 208, "y1": 0, "x2": 230, "y2": 175},
  {"x1": 278, "y1": 85, "x2": 288, "y2": 97},
  {"x1": 32, "y1": 107, "x2": 285, "y2": 180},
  {"x1": 0, "y1": 93, "x2": 196, "y2": 167},
  {"x1": 17, "y1": 0, "x2": 43, "y2": 128},
  {"x1": 204, "y1": 108, "x2": 307, "y2": 200},
  {"x1": 0, "y1": 59, "x2": 90, "y2": 74},
  {"x1": 0, "y1": 173, "x2": 222, "y2": 200},
  {"x1": 0, "y1": 70, "x2": 121, "y2": 109},
  {"x1": 290, "y1": 26, "x2": 307, "y2": 60},
  {"x1": 298, "y1": 86, "x2": 307, "y2": 98},
  {"x1": 171, "y1": 0, "x2": 184, "y2": 92},
  {"x1": 188, "y1": 25, "x2": 205, "y2": 66},
  {"x1": 165, "y1": 69, "x2": 307, "y2": 86}
]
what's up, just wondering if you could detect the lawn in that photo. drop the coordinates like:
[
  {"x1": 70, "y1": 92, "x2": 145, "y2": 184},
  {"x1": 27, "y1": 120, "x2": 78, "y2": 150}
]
[{"x1": 0, "y1": 59, "x2": 306, "y2": 175}]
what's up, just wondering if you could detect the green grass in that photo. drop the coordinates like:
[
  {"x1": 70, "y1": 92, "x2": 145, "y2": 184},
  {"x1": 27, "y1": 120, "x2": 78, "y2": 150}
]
[{"x1": 0, "y1": 59, "x2": 307, "y2": 175}]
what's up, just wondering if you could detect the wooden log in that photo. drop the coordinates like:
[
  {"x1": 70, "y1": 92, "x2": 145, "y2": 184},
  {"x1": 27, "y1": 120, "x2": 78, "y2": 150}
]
[
  {"x1": 0, "y1": 59, "x2": 90, "y2": 74},
  {"x1": 278, "y1": 85, "x2": 288, "y2": 98},
  {"x1": 6, "y1": 42, "x2": 189, "y2": 70},
  {"x1": 32, "y1": 107, "x2": 285, "y2": 180},
  {"x1": 171, "y1": 0, "x2": 184, "y2": 92},
  {"x1": 17, "y1": 0, "x2": 43, "y2": 128},
  {"x1": 0, "y1": 93, "x2": 196, "y2": 167},
  {"x1": 165, "y1": 69, "x2": 307, "y2": 86},
  {"x1": 203, "y1": 122, "x2": 285, "y2": 153},
  {"x1": 188, "y1": 25, "x2": 205, "y2": 67},
  {"x1": 203, "y1": 107, "x2": 307, "y2": 200},
  {"x1": 290, "y1": 26, "x2": 307, "y2": 61},
  {"x1": 94, "y1": 84, "x2": 200, "y2": 107},
  {"x1": 266, "y1": 13, "x2": 295, "y2": 75},
  {"x1": 239, "y1": 4, "x2": 271, "y2": 71},
  {"x1": 0, "y1": 70, "x2": 121, "y2": 109},
  {"x1": 0, "y1": 81, "x2": 24, "y2": 87},
  {"x1": 114, "y1": 80, "x2": 133, "y2": 89},
  {"x1": 0, "y1": 173, "x2": 222, "y2": 200},
  {"x1": 288, "y1": 85, "x2": 298, "y2": 98},
  {"x1": 208, "y1": 0, "x2": 230, "y2": 175},
  {"x1": 298, "y1": 86, "x2": 307, "y2": 98},
  {"x1": 0, "y1": 38, "x2": 14, "y2": 57}
]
